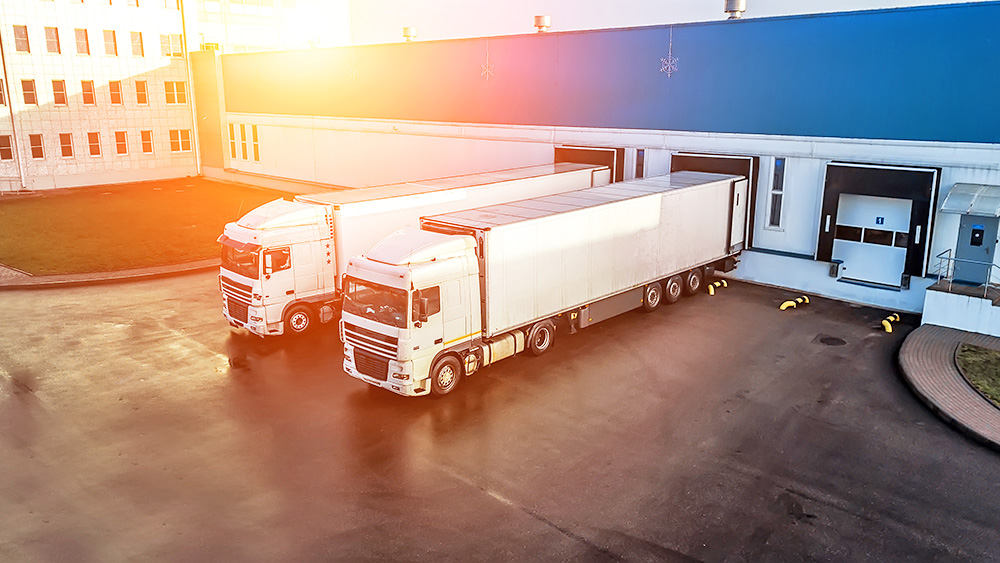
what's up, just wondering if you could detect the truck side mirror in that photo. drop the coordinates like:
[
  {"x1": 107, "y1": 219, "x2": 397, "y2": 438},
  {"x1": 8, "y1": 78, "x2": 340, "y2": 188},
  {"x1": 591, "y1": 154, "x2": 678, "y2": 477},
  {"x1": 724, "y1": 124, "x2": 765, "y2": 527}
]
[{"x1": 418, "y1": 298, "x2": 429, "y2": 323}]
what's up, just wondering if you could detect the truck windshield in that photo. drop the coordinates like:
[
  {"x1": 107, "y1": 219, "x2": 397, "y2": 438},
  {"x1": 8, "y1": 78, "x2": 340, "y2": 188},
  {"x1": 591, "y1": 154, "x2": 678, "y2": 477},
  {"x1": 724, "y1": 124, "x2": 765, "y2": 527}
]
[
  {"x1": 343, "y1": 277, "x2": 408, "y2": 329},
  {"x1": 221, "y1": 246, "x2": 259, "y2": 279}
]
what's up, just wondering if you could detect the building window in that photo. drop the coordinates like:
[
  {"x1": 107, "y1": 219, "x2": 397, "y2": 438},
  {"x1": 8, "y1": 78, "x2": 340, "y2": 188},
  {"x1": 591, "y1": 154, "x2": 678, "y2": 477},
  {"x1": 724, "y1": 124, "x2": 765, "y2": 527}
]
[
  {"x1": 115, "y1": 131, "x2": 128, "y2": 155},
  {"x1": 75, "y1": 29, "x2": 90, "y2": 54},
  {"x1": 0, "y1": 80, "x2": 6, "y2": 105},
  {"x1": 767, "y1": 158, "x2": 786, "y2": 229},
  {"x1": 88, "y1": 132, "x2": 101, "y2": 156},
  {"x1": 109, "y1": 81, "x2": 122, "y2": 104},
  {"x1": 52, "y1": 80, "x2": 67, "y2": 105},
  {"x1": 141, "y1": 130, "x2": 153, "y2": 154},
  {"x1": 21, "y1": 80, "x2": 36, "y2": 105},
  {"x1": 228, "y1": 123, "x2": 237, "y2": 159},
  {"x1": 81, "y1": 81, "x2": 96, "y2": 104},
  {"x1": 0, "y1": 136, "x2": 13, "y2": 160},
  {"x1": 128, "y1": 0, "x2": 139, "y2": 5},
  {"x1": 252, "y1": 125, "x2": 259, "y2": 162},
  {"x1": 29, "y1": 134, "x2": 43, "y2": 159},
  {"x1": 104, "y1": 30, "x2": 117, "y2": 56},
  {"x1": 45, "y1": 27, "x2": 61, "y2": 54},
  {"x1": 169, "y1": 129, "x2": 191, "y2": 152},
  {"x1": 240, "y1": 124, "x2": 248, "y2": 159},
  {"x1": 135, "y1": 80, "x2": 148, "y2": 104},
  {"x1": 13, "y1": 26, "x2": 29, "y2": 52},
  {"x1": 131, "y1": 32, "x2": 144, "y2": 56},
  {"x1": 165, "y1": 81, "x2": 186, "y2": 103},
  {"x1": 60, "y1": 133, "x2": 73, "y2": 157},
  {"x1": 160, "y1": 34, "x2": 182, "y2": 57}
]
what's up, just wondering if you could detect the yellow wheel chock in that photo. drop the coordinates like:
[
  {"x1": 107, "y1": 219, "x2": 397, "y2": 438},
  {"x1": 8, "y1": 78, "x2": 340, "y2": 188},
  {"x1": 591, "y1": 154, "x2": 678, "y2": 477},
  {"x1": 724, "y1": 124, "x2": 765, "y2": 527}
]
[
  {"x1": 779, "y1": 296, "x2": 810, "y2": 310},
  {"x1": 881, "y1": 313, "x2": 901, "y2": 333},
  {"x1": 707, "y1": 280, "x2": 728, "y2": 296}
]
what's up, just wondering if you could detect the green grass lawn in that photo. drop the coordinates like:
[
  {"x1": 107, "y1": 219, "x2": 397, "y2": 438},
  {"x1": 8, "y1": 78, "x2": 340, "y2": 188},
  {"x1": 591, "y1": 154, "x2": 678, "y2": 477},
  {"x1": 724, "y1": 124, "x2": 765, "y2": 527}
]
[
  {"x1": 957, "y1": 343, "x2": 1000, "y2": 408},
  {"x1": 0, "y1": 179, "x2": 285, "y2": 275}
]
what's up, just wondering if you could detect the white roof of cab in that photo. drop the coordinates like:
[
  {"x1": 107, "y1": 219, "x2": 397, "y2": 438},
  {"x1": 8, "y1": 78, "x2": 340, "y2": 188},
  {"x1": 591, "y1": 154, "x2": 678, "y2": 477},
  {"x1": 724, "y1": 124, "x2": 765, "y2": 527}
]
[
  {"x1": 366, "y1": 226, "x2": 476, "y2": 266},
  {"x1": 235, "y1": 198, "x2": 325, "y2": 229}
]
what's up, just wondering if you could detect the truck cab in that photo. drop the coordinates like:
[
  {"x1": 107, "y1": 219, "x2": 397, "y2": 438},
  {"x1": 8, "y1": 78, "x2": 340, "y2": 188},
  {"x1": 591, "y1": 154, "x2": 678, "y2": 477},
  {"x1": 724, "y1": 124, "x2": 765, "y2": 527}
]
[
  {"x1": 341, "y1": 228, "x2": 481, "y2": 396},
  {"x1": 219, "y1": 198, "x2": 337, "y2": 336}
]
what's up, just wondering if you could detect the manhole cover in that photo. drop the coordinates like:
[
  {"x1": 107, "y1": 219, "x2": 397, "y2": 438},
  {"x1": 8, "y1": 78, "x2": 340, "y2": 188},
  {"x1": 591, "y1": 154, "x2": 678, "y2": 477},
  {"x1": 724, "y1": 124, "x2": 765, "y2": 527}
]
[{"x1": 818, "y1": 336, "x2": 847, "y2": 346}]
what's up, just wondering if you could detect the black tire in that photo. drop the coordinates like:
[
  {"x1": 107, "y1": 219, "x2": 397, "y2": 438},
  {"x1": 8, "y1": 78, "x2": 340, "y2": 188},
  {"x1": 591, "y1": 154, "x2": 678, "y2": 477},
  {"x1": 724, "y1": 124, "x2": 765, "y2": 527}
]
[
  {"x1": 285, "y1": 305, "x2": 313, "y2": 334},
  {"x1": 642, "y1": 282, "x2": 663, "y2": 312},
  {"x1": 664, "y1": 275, "x2": 683, "y2": 304},
  {"x1": 430, "y1": 356, "x2": 461, "y2": 396},
  {"x1": 683, "y1": 268, "x2": 704, "y2": 296},
  {"x1": 528, "y1": 320, "x2": 556, "y2": 356}
]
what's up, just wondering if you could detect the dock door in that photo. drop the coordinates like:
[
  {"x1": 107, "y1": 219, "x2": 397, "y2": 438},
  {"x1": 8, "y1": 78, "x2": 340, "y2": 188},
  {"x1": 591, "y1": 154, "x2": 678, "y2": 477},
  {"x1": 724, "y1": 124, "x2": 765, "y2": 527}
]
[{"x1": 817, "y1": 163, "x2": 939, "y2": 289}]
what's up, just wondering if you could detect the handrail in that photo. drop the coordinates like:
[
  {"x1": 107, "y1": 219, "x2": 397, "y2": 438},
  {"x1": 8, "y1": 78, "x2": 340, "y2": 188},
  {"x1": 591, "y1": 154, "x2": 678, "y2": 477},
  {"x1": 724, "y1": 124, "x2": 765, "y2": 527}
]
[{"x1": 933, "y1": 248, "x2": 1000, "y2": 299}]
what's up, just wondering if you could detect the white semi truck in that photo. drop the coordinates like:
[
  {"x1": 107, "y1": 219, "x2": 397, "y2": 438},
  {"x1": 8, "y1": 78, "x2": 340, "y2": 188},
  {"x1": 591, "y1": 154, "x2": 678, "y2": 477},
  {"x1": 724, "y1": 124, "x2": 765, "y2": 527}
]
[
  {"x1": 217, "y1": 163, "x2": 611, "y2": 337},
  {"x1": 341, "y1": 171, "x2": 749, "y2": 396}
]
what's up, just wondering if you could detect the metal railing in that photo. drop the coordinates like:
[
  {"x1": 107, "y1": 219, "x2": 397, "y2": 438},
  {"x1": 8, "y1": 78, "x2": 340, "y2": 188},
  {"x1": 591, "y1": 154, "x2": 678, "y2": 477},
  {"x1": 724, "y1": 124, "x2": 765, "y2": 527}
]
[{"x1": 933, "y1": 249, "x2": 1000, "y2": 299}]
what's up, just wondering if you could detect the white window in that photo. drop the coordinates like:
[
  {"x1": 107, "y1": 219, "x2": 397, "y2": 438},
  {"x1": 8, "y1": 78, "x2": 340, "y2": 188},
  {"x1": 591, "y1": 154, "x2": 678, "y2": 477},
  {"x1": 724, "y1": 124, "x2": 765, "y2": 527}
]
[
  {"x1": 160, "y1": 34, "x2": 183, "y2": 57},
  {"x1": 14, "y1": 26, "x2": 29, "y2": 52},
  {"x1": 75, "y1": 29, "x2": 90, "y2": 55},
  {"x1": 165, "y1": 81, "x2": 186, "y2": 104},
  {"x1": 45, "y1": 27, "x2": 60, "y2": 54},
  {"x1": 104, "y1": 30, "x2": 117, "y2": 56},
  {"x1": 52, "y1": 80, "x2": 67, "y2": 105},
  {"x1": 0, "y1": 136, "x2": 13, "y2": 160},
  {"x1": 141, "y1": 130, "x2": 153, "y2": 154},
  {"x1": 81, "y1": 80, "x2": 96, "y2": 105},
  {"x1": 0, "y1": 80, "x2": 5, "y2": 105},
  {"x1": 131, "y1": 32, "x2": 144, "y2": 56},
  {"x1": 169, "y1": 129, "x2": 191, "y2": 152},
  {"x1": 228, "y1": 123, "x2": 237, "y2": 159},
  {"x1": 240, "y1": 124, "x2": 247, "y2": 159},
  {"x1": 21, "y1": 80, "x2": 36, "y2": 105},
  {"x1": 251, "y1": 125, "x2": 259, "y2": 162},
  {"x1": 60, "y1": 133, "x2": 73, "y2": 157},
  {"x1": 115, "y1": 131, "x2": 128, "y2": 155},
  {"x1": 29, "y1": 134, "x2": 44, "y2": 159},
  {"x1": 88, "y1": 132, "x2": 101, "y2": 156},
  {"x1": 136, "y1": 80, "x2": 148, "y2": 104},
  {"x1": 767, "y1": 157, "x2": 786, "y2": 229}
]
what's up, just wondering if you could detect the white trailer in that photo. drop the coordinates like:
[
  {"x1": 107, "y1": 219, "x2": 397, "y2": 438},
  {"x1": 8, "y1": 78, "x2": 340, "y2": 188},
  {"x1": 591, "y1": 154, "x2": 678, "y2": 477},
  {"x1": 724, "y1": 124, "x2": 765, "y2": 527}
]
[
  {"x1": 341, "y1": 171, "x2": 749, "y2": 396},
  {"x1": 218, "y1": 163, "x2": 611, "y2": 337}
]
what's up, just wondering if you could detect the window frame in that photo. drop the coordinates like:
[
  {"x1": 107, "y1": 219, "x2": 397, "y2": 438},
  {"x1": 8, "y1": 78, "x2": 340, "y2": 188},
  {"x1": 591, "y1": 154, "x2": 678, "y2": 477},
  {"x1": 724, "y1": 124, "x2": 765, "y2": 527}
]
[
  {"x1": 21, "y1": 79, "x2": 37, "y2": 105},
  {"x1": 169, "y1": 129, "x2": 192, "y2": 152},
  {"x1": 104, "y1": 30, "x2": 118, "y2": 56},
  {"x1": 140, "y1": 130, "x2": 153, "y2": 154},
  {"x1": 0, "y1": 136, "x2": 13, "y2": 160},
  {"x1": 81, "y1": 80, "x2": 96, "y2": 105},
  {"x1": 45, "y1": 27, "x2": 61, "y2": 54},
  {"x1": 228, "y1": 123, "x2": 237, "y2": 159},
  {"x1": 52, "y1": 80, "x2": 67, "y2": 105},
  {"x1": 135, "y1": 80, "x2": 148, "y2": 104},
  {"x1": 114, "y1": 131, "x2": 128, "y2": 155},
  {"x1": 28, "y1": 134, "x2": 44, "y2": 159},
  {"x1": 131, "y1": 31, "x2": 144, "y2": 56},
  {"x1": 75, "y1": 28, "x2": 90, "y2": 55},
  {"x1": 164, "y1": 81, "x2": 186, "y2": 104},
  {"x1": 766, "y1": 157, "x2": 787, "y2": 231},
  {"x1": 59, "y1": 133, "x2": 74, "y2": 158},
  {"x1": 14, "y1": 25, "x2": 30, "y2": 53},
  {"x1": 251, "y1": 125, "x2": 259, "y2": 162},
  {"x1": 109, "y1": 81, "x2": 123, "y2": 104},
  {"x1": 87, "y1": 132, "x2": 102, "y2": 156}
]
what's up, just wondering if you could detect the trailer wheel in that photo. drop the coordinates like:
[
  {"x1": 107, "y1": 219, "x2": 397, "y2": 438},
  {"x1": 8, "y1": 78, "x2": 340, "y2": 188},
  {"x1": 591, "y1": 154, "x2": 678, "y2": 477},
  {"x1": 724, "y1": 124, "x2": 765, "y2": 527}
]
[
  {"x1": 642, "y1": 282, "x2": 663, "y2": 312},
  {"x1": 664, "y1": 275, "x2": 683, "y2": 304},
  {"x1": 528, "y1": 320, "x2": 556, "y2": 356},
  {"x1": 285, "y1": 305, "x2": 313, "y2": 334},
  {"x1": 430, "y1": 356, "x2": 461, "y2": 396},
  {"x1": 683, "y1": 268, "x2": 704, "y2": 296}
]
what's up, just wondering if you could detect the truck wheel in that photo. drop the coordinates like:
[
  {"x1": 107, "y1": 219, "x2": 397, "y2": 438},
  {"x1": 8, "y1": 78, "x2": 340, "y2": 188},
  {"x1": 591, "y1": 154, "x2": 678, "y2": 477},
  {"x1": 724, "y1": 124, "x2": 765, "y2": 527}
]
[
  {"x1": 285, "y1": 305, "x2": 313, "y2": 334},
  {"x1": 664, "y1": 275, "x2": 683, "y2": 304},
  {"x1": 528, "y1": 320, "x2": 556, "y2": 356},
  {"x1": 642, "y1": 282, "x2": 663, "y2": 312},
  {"x1": 683, "y1": 268, "x2": 704, "y2": 296},
  {"x1": 431, "y1": 356, "x2": 461, "y2": 396}
]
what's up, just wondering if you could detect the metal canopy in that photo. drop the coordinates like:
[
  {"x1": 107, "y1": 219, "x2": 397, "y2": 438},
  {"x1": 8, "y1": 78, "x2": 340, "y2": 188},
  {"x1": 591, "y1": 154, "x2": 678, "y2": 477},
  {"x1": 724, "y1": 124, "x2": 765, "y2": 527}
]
[{"x1": 940, "y1": 183, "x2": 1000, "y2": 217}]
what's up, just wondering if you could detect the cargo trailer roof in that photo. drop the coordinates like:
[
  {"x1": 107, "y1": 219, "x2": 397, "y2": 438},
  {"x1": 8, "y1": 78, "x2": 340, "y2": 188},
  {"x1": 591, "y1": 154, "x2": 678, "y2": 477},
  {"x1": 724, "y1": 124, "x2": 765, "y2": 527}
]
[
  {"x1": 295, "y1": 163, "x2": 606, "y2": 207},
  {"x1": 422, "y1": 171, "x2": 741, "y2": 230}
]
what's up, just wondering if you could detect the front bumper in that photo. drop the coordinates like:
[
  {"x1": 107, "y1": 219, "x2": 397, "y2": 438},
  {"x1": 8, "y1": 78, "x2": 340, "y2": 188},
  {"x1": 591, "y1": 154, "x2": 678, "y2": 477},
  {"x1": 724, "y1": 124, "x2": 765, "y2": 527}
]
[{"x1": 342, "y1": 347, "x2": 430, "y2": 397}]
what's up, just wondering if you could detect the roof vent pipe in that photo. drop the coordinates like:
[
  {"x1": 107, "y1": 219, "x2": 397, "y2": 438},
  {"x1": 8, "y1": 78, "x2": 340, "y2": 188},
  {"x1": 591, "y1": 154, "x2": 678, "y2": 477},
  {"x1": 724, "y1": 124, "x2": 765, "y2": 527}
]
[
  {"x1": 534, "y1": 15, "x2": 551, "y2": 33},
  {"x1": 725, "y1": 0, "x2": 746, "y2": 19},
  {"x1": 403, "y1": 26, "x2": 417, "y2": 41}
]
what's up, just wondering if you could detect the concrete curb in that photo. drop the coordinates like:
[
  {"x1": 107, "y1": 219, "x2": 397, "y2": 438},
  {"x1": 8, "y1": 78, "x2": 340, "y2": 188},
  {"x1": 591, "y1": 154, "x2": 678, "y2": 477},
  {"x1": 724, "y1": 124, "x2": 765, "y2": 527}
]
[
  {"x1": 0, "y1": 259, "x2": 220, "y2": 290},
  {"x1": 898, "y1": 324, "x2": 1000, "y2": 452}
]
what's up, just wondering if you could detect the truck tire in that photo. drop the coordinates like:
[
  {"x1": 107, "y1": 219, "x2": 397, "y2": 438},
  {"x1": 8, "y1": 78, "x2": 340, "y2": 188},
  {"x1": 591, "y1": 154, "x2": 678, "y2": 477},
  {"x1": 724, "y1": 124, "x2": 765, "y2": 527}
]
[
  {"x1": 642, "y1": 282, "x2": 663, "y2": 312},
  {"x1": 285, "y1": 305, "x2": 313, "y2": 334},
  {"x1": 664, "y1": 275, "x2": 683, "y2": 304},
  {"x1": 528, "y1": 320, "x2": 556, "y2": 356},
  {"x1": 431, "y1": 356, "x2": 461, "y2": 396},
  {"x1": 683, "y1": 268, "x2": 704, "y2": 296}
]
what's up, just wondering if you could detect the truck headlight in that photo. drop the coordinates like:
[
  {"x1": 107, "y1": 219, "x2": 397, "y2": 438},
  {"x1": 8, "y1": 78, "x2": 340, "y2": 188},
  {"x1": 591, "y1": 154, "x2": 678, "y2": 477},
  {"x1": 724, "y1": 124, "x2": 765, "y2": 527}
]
[{"x1": 392, "y1": 372, "x2": 410, "y2": 381}]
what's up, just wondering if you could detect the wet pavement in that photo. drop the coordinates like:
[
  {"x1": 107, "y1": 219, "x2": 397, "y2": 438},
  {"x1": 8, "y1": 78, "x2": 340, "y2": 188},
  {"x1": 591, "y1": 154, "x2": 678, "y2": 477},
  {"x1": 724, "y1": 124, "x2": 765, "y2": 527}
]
[{"x1": 2, "y1": 272, "x2": 1000, "y2": 561}]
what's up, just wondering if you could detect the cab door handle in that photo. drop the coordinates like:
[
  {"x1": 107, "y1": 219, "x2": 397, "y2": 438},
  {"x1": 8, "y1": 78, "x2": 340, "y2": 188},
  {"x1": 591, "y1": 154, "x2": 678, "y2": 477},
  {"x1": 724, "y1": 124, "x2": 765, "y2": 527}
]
[
  {"x1": 286, "y1": 290, "x2": 294, "y2": 295},
  {"x1": 434, "y1": 339, "x2": 443, "y2": 344}
]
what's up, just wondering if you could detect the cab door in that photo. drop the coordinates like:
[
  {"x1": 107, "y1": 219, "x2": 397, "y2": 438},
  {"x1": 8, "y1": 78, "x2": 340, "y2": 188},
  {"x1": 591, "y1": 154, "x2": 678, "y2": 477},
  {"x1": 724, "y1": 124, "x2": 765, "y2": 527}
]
[
  {"x1": 409, "y1": 286, "x2": 444, "y2": 361},
  {"x1": 262, "y1": 247, "x2": 294, "y2": 317}
]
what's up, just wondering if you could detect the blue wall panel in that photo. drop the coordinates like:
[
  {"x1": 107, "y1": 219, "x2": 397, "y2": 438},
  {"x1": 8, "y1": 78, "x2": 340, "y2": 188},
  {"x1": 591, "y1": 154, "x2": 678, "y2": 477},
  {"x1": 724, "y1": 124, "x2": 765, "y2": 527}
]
[{"x1": 222, "y1": 2, "x2": 1000, "y2": 143}]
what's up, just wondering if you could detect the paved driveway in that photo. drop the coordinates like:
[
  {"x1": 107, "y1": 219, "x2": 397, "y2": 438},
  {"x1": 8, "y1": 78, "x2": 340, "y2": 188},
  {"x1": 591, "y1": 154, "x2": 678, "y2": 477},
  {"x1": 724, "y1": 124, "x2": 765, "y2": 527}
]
[{"x1": 1, "y1": 273, "x2": 998, "y2": 561}]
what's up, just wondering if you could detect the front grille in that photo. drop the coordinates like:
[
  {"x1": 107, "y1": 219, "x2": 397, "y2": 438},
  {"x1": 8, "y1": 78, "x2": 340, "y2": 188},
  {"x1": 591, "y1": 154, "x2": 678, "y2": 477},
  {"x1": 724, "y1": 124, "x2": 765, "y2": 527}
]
[
  {"x1": 221, "y1": 277, "x2": 252, "y2": 301},
  {"x1": 343, "y1": 322, "x2": 398, "y2": 357},
  {"x1": 227, "y1": 297, "x2": 249, "y2": 323},
  {"x1": 354, "y1": 349, "x2": 389, "y2": 381}
]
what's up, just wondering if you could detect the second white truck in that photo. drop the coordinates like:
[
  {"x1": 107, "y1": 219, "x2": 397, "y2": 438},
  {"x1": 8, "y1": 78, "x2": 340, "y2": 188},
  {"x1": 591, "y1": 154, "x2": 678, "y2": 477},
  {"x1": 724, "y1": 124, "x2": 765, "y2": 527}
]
[
  {"x1": 217, "y1": 163, "x2": 610, "y2": 337},
  {"x1": 341, "y1": 170, "x2": 749, "y2": 396}
]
